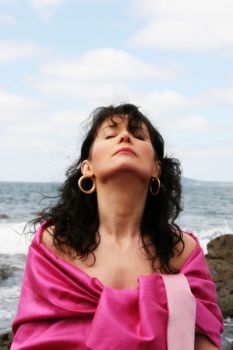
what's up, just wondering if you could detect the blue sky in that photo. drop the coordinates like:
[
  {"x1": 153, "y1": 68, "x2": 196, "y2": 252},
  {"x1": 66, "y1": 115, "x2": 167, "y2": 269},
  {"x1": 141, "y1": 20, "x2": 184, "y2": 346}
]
[{"x1": 1, "y1": 0, "x2": 233, "y2": 182}]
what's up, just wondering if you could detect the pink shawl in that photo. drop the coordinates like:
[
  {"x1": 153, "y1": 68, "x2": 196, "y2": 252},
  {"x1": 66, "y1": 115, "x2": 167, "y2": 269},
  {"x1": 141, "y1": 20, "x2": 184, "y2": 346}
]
[{"x1": 11, "y1": 223, "x2": 223, "y2": 349}]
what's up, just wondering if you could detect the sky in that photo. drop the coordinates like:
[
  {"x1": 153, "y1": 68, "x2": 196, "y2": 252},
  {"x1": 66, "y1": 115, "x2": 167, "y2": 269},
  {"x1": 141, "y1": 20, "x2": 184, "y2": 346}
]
[{"x1": 1, "y1": 0, "x2": 233, "y2": 183}]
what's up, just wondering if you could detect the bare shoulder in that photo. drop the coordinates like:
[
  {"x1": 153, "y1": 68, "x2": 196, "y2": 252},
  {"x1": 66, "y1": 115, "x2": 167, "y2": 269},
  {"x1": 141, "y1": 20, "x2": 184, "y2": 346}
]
[
  {"x1": 195, "y1": 334, "x2": 219, "y2": 350},
  {"x1": 41, "y1": 225, "x2": 75, "y2": 261},
  {"x1": 41, "y1": 225, "x2": 55, "y2": 249},
  {"x1": 181, "y1": 232, "x2": 198, "y2": 257},
  {"x1": 41, "y1": 225, "x2": 66, "y2": 259},
  {"x1": 170, "y1": 232, "x2": 198, "y2": 270}
]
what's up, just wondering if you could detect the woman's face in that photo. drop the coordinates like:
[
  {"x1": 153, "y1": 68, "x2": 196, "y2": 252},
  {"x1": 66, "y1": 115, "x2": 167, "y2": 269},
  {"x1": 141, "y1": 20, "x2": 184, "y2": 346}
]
[{"x1": 82, "y1": 115, "x2": 160, "y2": 183}]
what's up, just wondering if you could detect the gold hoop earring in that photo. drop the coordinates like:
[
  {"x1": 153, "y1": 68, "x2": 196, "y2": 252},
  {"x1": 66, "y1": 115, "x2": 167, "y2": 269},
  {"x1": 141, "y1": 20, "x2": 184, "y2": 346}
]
[
  {"x1": 78, "y1": 175, "x2": 96, "y2": 194},
  {"x1": 150, "y1": 177, "x2": 160, "y2": 196}
]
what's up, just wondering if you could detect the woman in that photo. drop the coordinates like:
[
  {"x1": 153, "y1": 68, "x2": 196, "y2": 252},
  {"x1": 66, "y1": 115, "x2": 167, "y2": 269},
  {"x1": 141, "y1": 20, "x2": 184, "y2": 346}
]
[{"x1": 11, "y1": 103, "x2": 223, "y2": 350}]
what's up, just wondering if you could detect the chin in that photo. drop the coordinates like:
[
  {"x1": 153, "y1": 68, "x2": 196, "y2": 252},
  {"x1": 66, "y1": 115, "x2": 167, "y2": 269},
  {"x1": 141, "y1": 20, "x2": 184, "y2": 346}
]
[{"x1": 100, "y1": 165, "x2": 150, "y2": 182}]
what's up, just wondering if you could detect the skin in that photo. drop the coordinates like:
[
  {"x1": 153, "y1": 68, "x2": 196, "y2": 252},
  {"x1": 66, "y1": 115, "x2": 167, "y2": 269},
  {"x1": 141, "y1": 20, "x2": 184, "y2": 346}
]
[
  {"x1": 82, "y1": 116, "x2": 160, "y2": 242},
  {"x1": 195, "y1": 334, "x2": 219, "y2": 350},
  {"x1": 42, "y1": 115, "x2": 219, "y2": 349}
]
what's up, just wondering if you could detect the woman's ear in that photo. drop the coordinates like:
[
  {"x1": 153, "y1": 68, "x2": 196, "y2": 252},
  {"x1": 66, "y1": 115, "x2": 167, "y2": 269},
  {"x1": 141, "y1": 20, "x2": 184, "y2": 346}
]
[
  {"x1": 81, "y1": 160, "x2": 93, "y2": 176},
  {"x1": 152, "y1": 160, "x2": 162, "y2": 178}
]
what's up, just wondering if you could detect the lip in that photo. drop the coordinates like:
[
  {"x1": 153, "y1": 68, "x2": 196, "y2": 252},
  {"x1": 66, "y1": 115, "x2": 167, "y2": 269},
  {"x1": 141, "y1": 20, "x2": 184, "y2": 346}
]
[{"x1": 114, "y1": 147, "x2": 136, "y2": 156}]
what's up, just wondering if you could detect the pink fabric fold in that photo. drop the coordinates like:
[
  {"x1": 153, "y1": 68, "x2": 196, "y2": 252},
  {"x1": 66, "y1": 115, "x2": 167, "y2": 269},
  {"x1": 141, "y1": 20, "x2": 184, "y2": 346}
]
[
  {"x1": 162, "y1": 273, "x2": 196, "y2": 350},
  {"x1": 180, "y1": 232, "x2": 224, "y2": 348},
  {"x1": 11, "y1": 224, "x2": 223, "y2": 350}
]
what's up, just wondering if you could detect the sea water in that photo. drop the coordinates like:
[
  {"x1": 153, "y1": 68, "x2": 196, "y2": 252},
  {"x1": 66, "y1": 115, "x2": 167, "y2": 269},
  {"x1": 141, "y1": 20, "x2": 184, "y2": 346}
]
[{"x1": 0, "y1": 180, "x2": 233, "y2": 333}]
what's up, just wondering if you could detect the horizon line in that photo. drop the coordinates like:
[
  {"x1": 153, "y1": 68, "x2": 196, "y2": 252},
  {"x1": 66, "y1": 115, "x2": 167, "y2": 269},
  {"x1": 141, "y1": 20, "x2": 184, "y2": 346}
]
[{"x1": 0, "y1": 177, "x2": 232, "y2": 185}]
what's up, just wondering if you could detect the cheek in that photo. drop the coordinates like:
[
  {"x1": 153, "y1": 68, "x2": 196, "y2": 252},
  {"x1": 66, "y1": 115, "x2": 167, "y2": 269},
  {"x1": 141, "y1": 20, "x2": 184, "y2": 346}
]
[
  {"x1": 90, "y1": 143, "x2": 107, "y2": 166},
  {"x1": 143, "y1": 144, "x2": 155, "y2": 160},
  {"x1": 142, "y1": 145, "x2": 157, "y2": 173}
]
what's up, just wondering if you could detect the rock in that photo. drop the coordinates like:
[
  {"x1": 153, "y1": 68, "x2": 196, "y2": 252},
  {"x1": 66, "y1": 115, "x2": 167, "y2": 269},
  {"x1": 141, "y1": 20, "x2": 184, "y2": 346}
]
[
  {"x1": 206, "y1": 234, "x2": 233, "y2": 350},
  {"x1": 30, "y1": 210, "x2": 44, "y2": 216},
  {"x1": 207, "y1": 258, "x2": 233, "y2": 282},
  {"x1": 0, "y1": 330, "x2": 12, "y2": 349},
  {"x1": 207, "y1": 234, "x2": 233, "y2": 263},
  {"x1": 205, "y1": 234, "x2": 233, "y2": 318},
  {"x1": 0, "y1": 214, "x2": 9, "y2": 219},
  {"x1": 0, "y1": 266, "x2": 13, "y2": 282}
]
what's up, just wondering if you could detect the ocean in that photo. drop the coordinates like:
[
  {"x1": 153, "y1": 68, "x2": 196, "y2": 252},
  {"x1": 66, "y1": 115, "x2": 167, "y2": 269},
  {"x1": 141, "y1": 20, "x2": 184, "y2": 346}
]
[{"x1": 0, "y1": 179, "x2": 233, "y2": 334}]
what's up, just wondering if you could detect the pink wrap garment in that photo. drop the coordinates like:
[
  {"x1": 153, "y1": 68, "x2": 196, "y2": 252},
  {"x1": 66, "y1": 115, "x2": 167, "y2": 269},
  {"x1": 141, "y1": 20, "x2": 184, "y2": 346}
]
[{"x1": 11, "y1": 223, "x2": 223, "y2": 350}]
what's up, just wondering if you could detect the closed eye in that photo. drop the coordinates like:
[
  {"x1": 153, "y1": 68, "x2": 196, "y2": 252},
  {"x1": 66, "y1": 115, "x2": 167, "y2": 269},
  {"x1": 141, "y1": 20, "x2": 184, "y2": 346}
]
[
  {"x1": 134, "y1": 135, "x2": 145, "y2": 140},
  {"x1": 105, "y1": 135, "x2": 116, "y2": 139}
]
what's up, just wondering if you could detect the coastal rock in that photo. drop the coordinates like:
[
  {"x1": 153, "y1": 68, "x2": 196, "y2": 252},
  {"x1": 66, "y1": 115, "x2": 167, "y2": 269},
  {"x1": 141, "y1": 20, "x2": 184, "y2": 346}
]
[
  {"x1": 205, "y1": 234, "x2": 233, "y2": 317},
  {"x1": 207, "y1": 234, "x2": 233, "y2": 263},
  {"x1": 205, "y1": 234, "x2": 233, "y2": 349},
  {"x1": 30, "y1": 210, "x2": 44, "y2": 216},
  {"x1": 0, "y1": 330, "x2": 12, "y2": 349},
  {"x1": 0, "y1": 214, "x2": 9, "y2": 219},
  {"x1": 0, "y1": 266, "x2": 13, "y2": 282}
]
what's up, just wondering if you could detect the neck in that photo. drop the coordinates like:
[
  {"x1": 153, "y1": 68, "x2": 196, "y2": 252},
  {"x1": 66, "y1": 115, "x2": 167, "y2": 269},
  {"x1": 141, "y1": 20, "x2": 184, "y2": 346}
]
[{"x1": 96, "y1": 174, "x2": 149, "y2": 244}]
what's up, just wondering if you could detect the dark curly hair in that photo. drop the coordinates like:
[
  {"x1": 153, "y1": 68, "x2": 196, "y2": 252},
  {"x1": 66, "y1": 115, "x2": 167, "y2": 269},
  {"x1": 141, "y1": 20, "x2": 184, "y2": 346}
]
[{"x1": 29, "y1": 103, "x2": 184, "y2": 273}]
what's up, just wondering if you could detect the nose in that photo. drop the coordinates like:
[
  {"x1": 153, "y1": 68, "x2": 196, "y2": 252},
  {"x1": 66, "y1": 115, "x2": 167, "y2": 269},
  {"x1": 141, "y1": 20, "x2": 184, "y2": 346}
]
[{"x1": 119, "y1": 132, "x2": 131, "y2": 143}]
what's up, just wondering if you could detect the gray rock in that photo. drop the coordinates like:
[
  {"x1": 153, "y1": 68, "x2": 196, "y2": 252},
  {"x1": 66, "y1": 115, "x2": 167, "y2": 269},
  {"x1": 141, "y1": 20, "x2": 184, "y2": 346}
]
[
  {"x1": 205, "y1": 234, "x2": 233, "y2": 318},
  {"x1": 205, "y1": 234, "x2": 233, "y2": 349},
  {"x1": 0, "y1": 214, "x2": 9, "y2": 219},
  {"x1": 30, "y1": 210, "x2": 44, "y2": 216},
  {"x1": 207, "y1": 234, "x2": 233, "y2": 263},
  {"x1": 0, "y1": 266, "x2": 14, "y2": 282},
  {"x1": 0, "y1": 329, "x2": 12, "y2": 349}
]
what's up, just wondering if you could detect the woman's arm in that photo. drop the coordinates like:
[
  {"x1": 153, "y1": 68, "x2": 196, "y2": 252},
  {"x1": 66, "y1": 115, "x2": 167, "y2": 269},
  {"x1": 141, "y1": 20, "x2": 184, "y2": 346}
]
[{"x1": 195, "y1": 334, "x2": 220, "y2": 350}]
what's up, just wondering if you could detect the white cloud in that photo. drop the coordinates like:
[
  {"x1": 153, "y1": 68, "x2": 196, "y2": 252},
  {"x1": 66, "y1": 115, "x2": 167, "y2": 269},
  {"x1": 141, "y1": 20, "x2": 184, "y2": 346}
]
[
  {"x1": 31, "y1": 0, "x2": 63, "y2": 10},
  {"x1": 0, "y1": 0, "x2": 15, "y2": 4},
  {"x1": 0, "y1": 114, "x2": 81, "y2": 182},
  {"x1": 0, "y1": 39, "x2": 41, "y2": 63},
  {"x1": 1, "y1": 125, "x2": 55, "y2": 149},
  {"x1": 179, "y1": 147, "x2": 233, "y2": 157},
  {"x1": 130, "y1": 0, "x2": 233, "y2": 51},
  {"x1": 142, "y1": 89, "x2": 190, "y2": 117},
  {"x1": 137, "y1": 92, "x2": 209, "y2": 131},
  {"x1": 175, "y1": 115, "x2": 209, "y2": 130},
  {"x1": 175, "y1": 146, "x2": 233, "y2": 181},
  {"x1": 41, "y1": 48, "x2": 179, "y2": 81},
  {"x1": 0, "y1": 14, "x2": 17, "y2": 25},
  {"x1": 77, "y1": 0, "x2": 117, "y2": 3},
  {"x1": 208, "y1": 87, "x2": 233, "y2": 103},
  {"x1": 0, "y1": 89, "x2": 40, "y2": 121},
  {"x1": 36, "y1": 79, "x2": 134, "y2": 100},
  {"x1": 31, "y1": 0, "x2": 64, "y2": 19},
  {"x1": 34, "y1": 49, "x2": 182, "y2": 107},
  {"x1": 35, "y1": 68, "x2": 194, "y2": 123},
  {"x1": 154, "y1": 114, "x2": 209, "y2": 131},
  {"x1": 48, "y1": 109, "x2": 88, "y2": 125}
]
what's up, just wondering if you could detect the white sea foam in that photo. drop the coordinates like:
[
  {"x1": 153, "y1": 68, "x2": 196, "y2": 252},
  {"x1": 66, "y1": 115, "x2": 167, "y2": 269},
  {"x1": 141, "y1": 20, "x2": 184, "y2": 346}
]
[
  {"x1": 0, "y1": 221, "x2": 232, "y2": 256},
  {"x1": 0, "y1": 222, "x2": 30, "y2": 255},
  {"x1": 0, "y1": 310, "x2": 13, "y2": 321},
  {"x1": 181, "y1": 220, "x2": 232, "y2": 254},
  {"x1": 196, "y1": 221, "x2": 232, "y2": 254}
]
